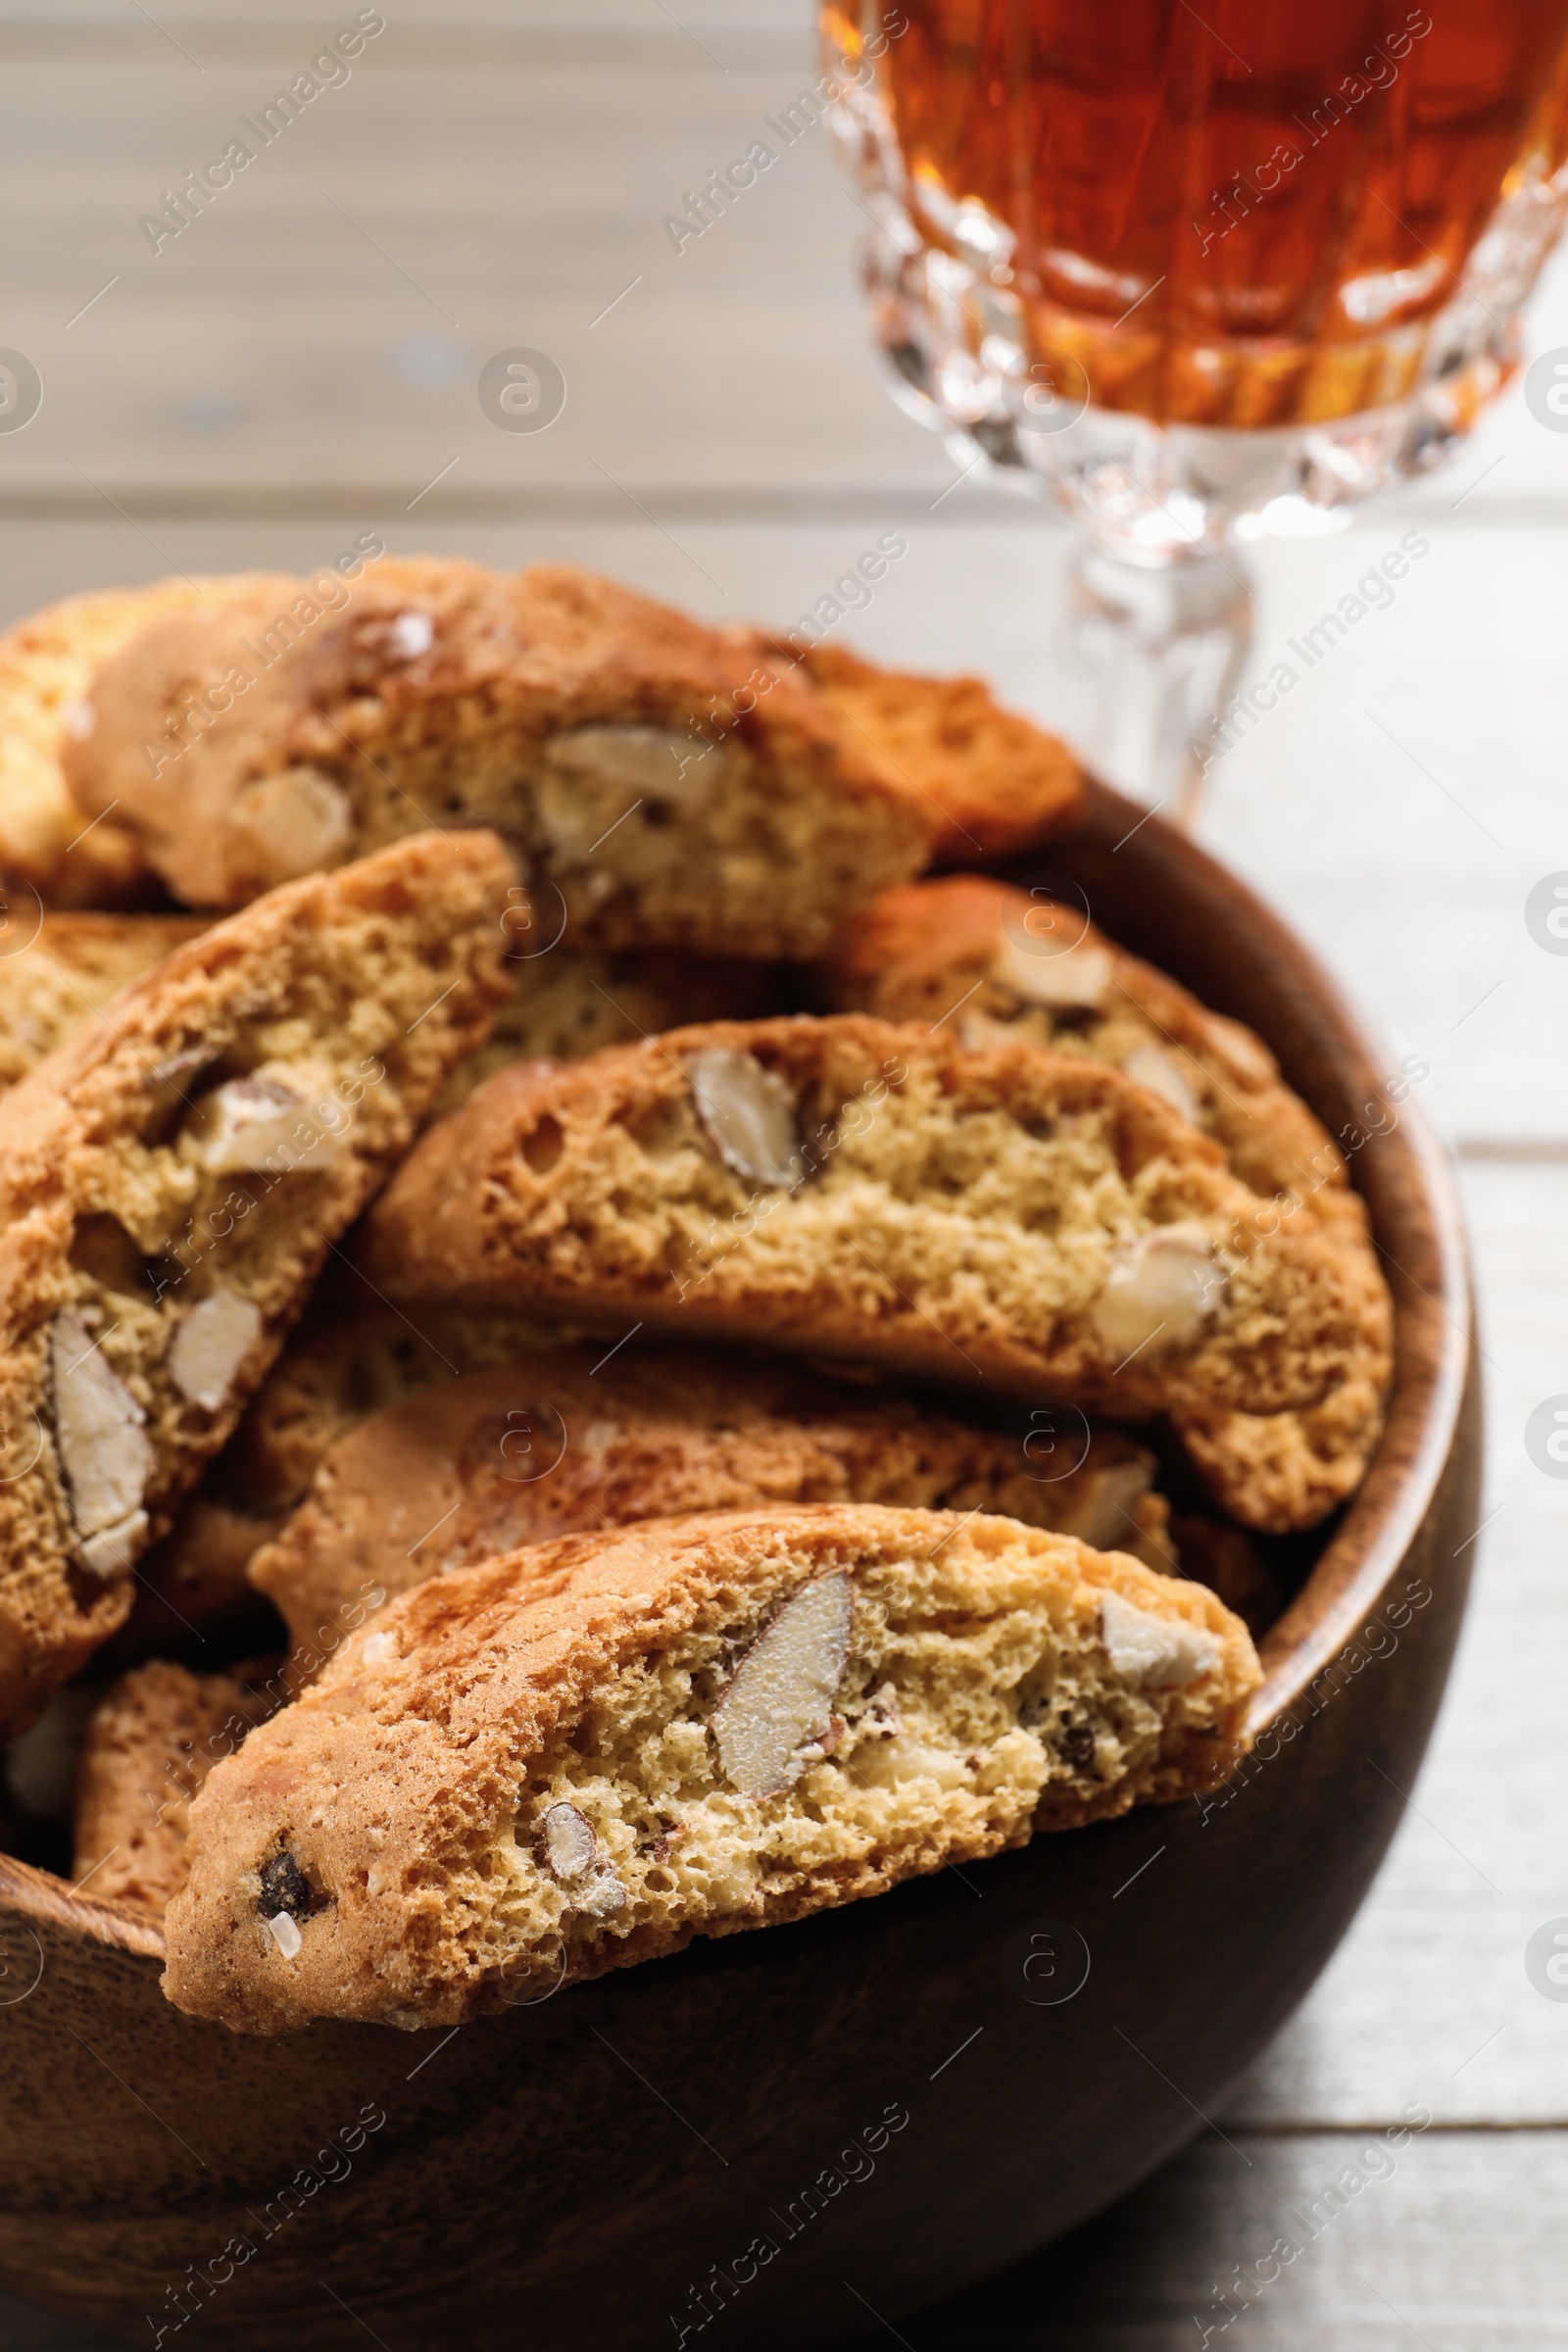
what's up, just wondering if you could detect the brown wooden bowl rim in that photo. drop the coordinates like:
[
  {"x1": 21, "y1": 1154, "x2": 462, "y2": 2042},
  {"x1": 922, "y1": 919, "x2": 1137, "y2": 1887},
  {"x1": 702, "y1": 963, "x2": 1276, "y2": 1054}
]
[{"x1": 0, "y1": 782, "x2": 1472, "y2": 1969}]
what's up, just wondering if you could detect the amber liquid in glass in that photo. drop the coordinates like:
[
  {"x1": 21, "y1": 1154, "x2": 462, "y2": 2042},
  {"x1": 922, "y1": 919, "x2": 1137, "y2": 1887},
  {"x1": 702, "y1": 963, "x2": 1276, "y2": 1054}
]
[{"x1": 859, "y1": 0, "x2": 1568, "y2": 424}]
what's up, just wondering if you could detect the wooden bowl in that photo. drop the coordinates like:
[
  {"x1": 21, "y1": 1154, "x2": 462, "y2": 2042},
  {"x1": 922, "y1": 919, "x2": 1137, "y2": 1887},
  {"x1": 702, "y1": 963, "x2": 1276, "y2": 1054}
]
[{"x1": 0, "y1": 783, "x2": 1479, "y2": 2351}]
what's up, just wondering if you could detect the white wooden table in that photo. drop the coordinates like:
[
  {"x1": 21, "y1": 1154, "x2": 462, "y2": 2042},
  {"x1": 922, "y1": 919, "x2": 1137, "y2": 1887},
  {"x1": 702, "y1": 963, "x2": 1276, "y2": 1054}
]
[{"x1": 0, "y1": 8, "x2": 1564, "y2": 2344}]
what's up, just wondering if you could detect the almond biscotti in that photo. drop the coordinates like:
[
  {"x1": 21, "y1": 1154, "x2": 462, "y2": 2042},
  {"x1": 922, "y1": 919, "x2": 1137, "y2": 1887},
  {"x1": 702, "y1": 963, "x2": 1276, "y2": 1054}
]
[
  {"x1": 222, "y1": 1300, "x2": 563, "y2": 1519},
  {"x1": 73, "y1": 1654, "x2": 284, "y2": 1916},
  {"x1": 59, "y1": 559, "x2": 937, "y2": 951},
  {"x1": 0, "y1": 573, "x2": 290, "y2": 906},
  {"x1": 356, "y1": 1014, "x2": 1387, "y2": 1456},
  {"x1": 819, "y1": 876, "x2": 1348, "y2": 1207},
  {"x1": 819, "y1": 877, "x2": 1396, "y2": 1530},
  {"x1": 0, "y1": 911, "x2": 210, "y2": 1095},
  {"x1": 748, "y1": 639, "x2": 1085, "y2": 861},
  {"x1": 163, "y1": 1504, "x2": 1260, "y2": 2032},
  {"x1": 0, "y1": 830, "x2": 514, "y2": 1735},
  {"x1": 104, "y1": 1302, "x2": 567, "y2": 1662},
  {"x1": 247, "y1": 1347, "x2": 1175, "y2": 1665}
]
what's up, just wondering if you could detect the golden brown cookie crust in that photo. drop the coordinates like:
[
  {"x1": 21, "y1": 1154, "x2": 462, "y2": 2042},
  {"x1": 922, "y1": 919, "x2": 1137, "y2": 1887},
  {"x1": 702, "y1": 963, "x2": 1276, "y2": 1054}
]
[
  {"x1": 247, "y1": 1345, "x2": 1175, "y2": 1662},
  {"x1": 820, "y1": 877, "x2": 1396, "y2": 1530},
  {"x1": 355, "y1": 1012, "x2": 1387, "y2": 1439},
  {"x1": 0, "y1": 830, "x2": 514, "y2": 1734},
  {"x1": 0, "y1": 574, "x2": 291, "y2": 906},
  {"x1": 62, "y1": 560, "x2": 937, "y2": 950},
  {"x1": 786, "y1": 641, "x2": 1085, "y2": 862},
  {"x1": 164, "y1": 1503, "x2": 1259, "y2": 2034},
  {"x1": 73, "y1": 1655, "x2": 283, "y2": 1916}
]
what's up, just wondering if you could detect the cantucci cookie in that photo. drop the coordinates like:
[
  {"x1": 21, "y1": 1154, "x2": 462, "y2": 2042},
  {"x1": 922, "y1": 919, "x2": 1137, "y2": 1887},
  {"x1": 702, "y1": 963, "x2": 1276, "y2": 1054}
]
[
  {"x1": 60, "y1": 559, "x2": 936, "y2": 950},
  {"x1": 246, "y1": 1346, "x2": 1175, "y2": 1665},
  {"x1": 0, "y1": 911, "x2": 209, "y2": 1095},
  {"x1": 744, "y1": 638, "x2": 1085, "y2": 861},
  {"x1": 820, "y1": 875, "x2": 1348, "y2": 1202},
  {"x1": 73, "y1": 1655, "x2": 284, "y2": 1917},
  {"x1": 0, "y1": 573, "x2": 291, "y2": 906},
  {"x1": 0, "y1": 829, "x2": 514, "y2": 1734},
  {"x1": 819, "y1": 877, "x2": 1396, "y2": 1530},
  {"x1": 162, "y1": 1504, "x2": 1260, "y2": 2033},
  {"x1": 222, "y1": 1300, "x2": 564, "y2": 1520},
  {"x1": 105, "y1": 1302, "x2": 565, "y2": 1664},
  {"x1": 356, "y1": 1014, "x2": 1387, "y2": 1449}
]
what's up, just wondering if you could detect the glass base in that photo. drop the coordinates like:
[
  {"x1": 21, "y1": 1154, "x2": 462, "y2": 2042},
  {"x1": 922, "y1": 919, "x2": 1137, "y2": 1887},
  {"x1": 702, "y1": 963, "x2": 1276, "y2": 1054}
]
[{"x1": 1065, "y1": 545, "x2": 1252, "y2": 821}]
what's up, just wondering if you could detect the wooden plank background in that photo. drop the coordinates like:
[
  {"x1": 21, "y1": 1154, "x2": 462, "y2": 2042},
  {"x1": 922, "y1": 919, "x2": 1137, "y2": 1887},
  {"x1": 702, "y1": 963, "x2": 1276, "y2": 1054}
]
[{"x1": 0, "y1": 9, "x2": 1566, "y2": 2346}]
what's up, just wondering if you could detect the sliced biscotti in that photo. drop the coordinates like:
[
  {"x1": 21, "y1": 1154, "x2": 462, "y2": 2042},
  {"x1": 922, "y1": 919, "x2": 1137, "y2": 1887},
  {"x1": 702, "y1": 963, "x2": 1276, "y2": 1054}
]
[
  {"x1": 821, "y1": 875, "x2": 1351, "y2": 1208},
  {"x1": 73, "y1": 1655, "x2": 285, "y2": 1917},
  {"x1": 59, "y1": 558, "x2": 937, "y2": 950},
  {"x1": 751, "y1": 639, "x2": 1085, "y2": 861},
  {"x1": 221, "y1": 1300, "x2": 564, "y2": 1520},
  {"x1": 356, "y1": 1014, "x2": 1387, "y2": 1447},
  {"x1": 247, "y1": 1346, "x2": 1175, "y2": 1665},
  {"x1": 162, "y1": 1503, "x2": 1260, "y2": 2032},
  {"x1": 0, "y1": 573, "x2": 292, "y2": 906},
  {"x1": 102, "y1": 1302, "x2": 566, "y2": 1665},
  {"x1": 0, "y1": 912, "x2": 210, "y2": 1095},
  {"x1": 819, "y1": 877, "x2": 1396, "y2": 1531},
  {"x1": 0, "y1": 830, "x2": 515, "y2": 1736}
]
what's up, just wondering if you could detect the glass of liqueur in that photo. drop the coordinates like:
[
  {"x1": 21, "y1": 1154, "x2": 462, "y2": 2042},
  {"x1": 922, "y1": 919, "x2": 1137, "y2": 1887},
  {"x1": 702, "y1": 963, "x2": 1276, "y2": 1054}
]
[{"x1": 822, "y1": 1, "x2": 1568, "y2": 814}]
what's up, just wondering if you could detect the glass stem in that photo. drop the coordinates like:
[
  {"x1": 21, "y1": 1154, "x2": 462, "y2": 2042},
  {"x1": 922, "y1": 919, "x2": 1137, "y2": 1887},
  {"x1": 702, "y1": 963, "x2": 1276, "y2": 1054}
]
[{"x1": 1065, "y1": 538, "x2": 1254, "y2": 827}]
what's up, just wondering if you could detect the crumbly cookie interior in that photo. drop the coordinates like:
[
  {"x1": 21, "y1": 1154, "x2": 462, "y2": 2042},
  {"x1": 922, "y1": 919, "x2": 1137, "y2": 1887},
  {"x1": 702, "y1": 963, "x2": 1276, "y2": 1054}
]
[
  {"x1": 496, "y1": 1053, "x2": 1298, "y2": 1401},
  {"x1": 47, "y1": 937, "x2": 449, "y2": 1524},
  {"x1": 0, "y1": 915, "x2": 209, "y2": 1095},
  {"x1": 337, "y1": 721, "x2": 920, "y2": 958},
  {"x1": 0, "y1": 846, "x2": 510, "y2": 1733},
  {"x1": 457, "y1": 1526, "x2": 1227, "y2": 1998}
]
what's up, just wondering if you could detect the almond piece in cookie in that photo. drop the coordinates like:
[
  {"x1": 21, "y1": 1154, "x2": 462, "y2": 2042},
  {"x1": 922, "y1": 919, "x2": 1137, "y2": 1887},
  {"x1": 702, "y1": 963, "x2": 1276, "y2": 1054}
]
[
  {"x1": 97, "y1": 1303, "x2": 559, "y2": 1666},
  {"x1": 245, "y1": 1345, "x2": 1175, "y2": 1666},
  {"x1": 818, "y1": 876, "x2": 1395, "y2": 1531},
  {"x1": 162, "y1": 1503, "x2": 1260, "y2": 2033},
  {"x1": 819, "y1": 875, "x2": 1353, "y2": 1216},
  {"x1": 73, "y1": 1655, "x2": 284, "y2": 1917},
  {"x1": 61, "y1": 559, "x2": 936, "y2": 952},
  {"x1": 0, "y1": 830, "x2": 514, "y2": 1735},
  {"x1": 355, "y1": 1014, "x2": 1386, "y2": 1458}
]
